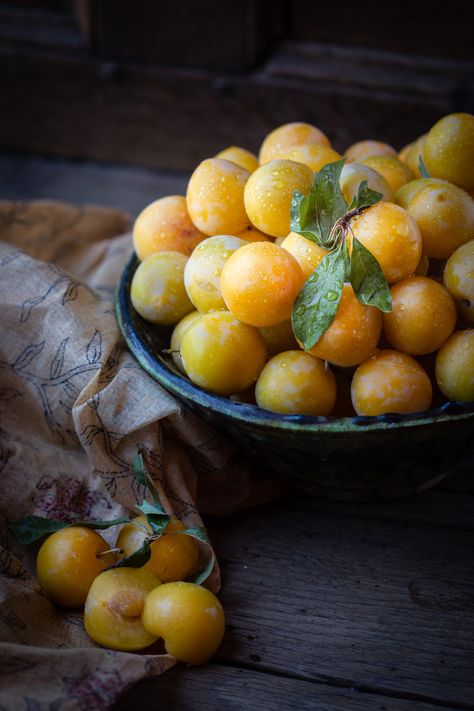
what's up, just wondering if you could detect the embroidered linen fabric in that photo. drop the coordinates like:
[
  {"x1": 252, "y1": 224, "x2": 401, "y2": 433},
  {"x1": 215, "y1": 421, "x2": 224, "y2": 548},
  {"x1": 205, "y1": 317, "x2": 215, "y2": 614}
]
[{"x1": 0, "y1": 200, "x2": 281, "y2": 710}]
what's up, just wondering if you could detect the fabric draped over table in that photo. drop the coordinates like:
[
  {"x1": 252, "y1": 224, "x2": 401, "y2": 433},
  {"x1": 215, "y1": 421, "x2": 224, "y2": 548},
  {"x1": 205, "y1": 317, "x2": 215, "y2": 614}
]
[{"x1": 0, "y1": 200, "x2": 281, "y2": 710}]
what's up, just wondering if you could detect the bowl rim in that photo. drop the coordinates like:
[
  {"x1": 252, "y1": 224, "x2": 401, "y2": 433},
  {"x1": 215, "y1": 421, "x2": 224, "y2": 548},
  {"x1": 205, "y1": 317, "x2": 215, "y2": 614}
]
[{"x1": 116, "y1": 252, "x2": 474, "y2": 434}]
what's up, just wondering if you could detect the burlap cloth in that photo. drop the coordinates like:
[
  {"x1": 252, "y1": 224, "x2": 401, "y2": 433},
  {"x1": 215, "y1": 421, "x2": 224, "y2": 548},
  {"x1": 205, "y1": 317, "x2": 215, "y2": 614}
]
[{"x1": 0, "y1": 200, "x2": 283, "y2": 710}]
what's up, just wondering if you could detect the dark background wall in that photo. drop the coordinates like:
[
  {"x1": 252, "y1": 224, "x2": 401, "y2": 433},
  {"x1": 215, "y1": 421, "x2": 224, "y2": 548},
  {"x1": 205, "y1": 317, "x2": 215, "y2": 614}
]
[{"x1": 1, "y1": 0, "x2": 473, "y2": 171}]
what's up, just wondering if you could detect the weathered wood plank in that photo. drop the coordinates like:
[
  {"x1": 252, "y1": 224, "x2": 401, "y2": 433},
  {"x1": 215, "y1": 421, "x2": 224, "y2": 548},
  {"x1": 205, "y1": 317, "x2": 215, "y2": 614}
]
[
  {"x1": 84, "y1": 0, "x2": 284, "y2": 72},
  {"x1": 0, "y1": 5, "x2": 82, "y2": 51},
  {"x1": 287, "y1": 467, "x2": 474, "y2": 530},
  {"x1": 114, "y1": 663, "x2": 463, "y2": 711},
  {"x1": 269, "y1": 41, "x2": 474, "y2": 99},
  {"x1": 0, "y1": 153, "x2": 187, "y2": 216},
  {"x1": 206, "y1": 501, "x2": 474, "y2": 707},
  {"x1": 288, "y1": 0, "x2": 474, "y2": 62},
  {"x1": 288, "y1": 490, "x2": 474, "y2": 530},
  {"x1": 437, "y1": 465, "x2": 474, "y2": 495},
  {"x1": 0, "y1": 42, "x2": 468, "y2": 171}
]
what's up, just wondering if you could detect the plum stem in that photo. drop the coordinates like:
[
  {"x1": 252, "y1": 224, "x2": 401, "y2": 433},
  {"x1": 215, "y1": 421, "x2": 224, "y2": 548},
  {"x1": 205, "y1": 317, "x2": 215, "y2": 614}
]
[{"x1": 97, "y1": 547, "x2": 123, "y2": 559}]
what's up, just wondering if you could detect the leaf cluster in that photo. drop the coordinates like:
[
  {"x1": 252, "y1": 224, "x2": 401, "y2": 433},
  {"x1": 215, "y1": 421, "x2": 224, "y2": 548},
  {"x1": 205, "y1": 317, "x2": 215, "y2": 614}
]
[
  {"x1": 291, "y1": 160, "x2": 392, "y2": 350},
  {"x1": 8, "y1": 449, "x2": 214, "y2": 584}
]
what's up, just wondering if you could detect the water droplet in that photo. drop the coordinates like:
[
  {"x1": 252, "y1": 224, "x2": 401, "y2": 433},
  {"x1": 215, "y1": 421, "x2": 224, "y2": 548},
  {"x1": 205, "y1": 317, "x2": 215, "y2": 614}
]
[
  {"x1": 462, "y1": 341, "x2": 469, "y2": 350},
  {"x1": 326, "y1": 290, "x2": 338, "y2": 301},
  {"x1": 395, "y1": 222, "x2": 409, "y2": 236},
  {"x1": 281, "y1": 361, "x2": 288, "y2": 368}
]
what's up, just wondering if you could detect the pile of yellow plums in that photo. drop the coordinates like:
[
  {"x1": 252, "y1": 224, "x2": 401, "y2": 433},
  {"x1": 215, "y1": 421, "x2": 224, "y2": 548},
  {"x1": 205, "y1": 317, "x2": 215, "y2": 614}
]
[
  {"x1": 130, "y1": 113, "x2": 474, "y2": 417},
  {"x1": 35, "y1": 519, "x2": 224, "y2": 663}
]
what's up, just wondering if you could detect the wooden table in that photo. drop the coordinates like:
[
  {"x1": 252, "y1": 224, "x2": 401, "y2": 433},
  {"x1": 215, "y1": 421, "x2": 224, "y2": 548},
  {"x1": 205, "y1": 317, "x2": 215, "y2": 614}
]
[
  {"x1": 3, "y1": 153, "x2": 473, "y2": 711},
  {"x1": 115, "y1": 463, "x2": 474, "y2": 711}
]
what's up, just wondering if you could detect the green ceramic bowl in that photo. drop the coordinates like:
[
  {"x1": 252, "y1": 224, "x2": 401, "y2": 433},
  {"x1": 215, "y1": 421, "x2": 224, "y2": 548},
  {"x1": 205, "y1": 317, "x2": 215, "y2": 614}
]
[{"x1": 116, "y1": 254, "x2": 474, "y2": 502}]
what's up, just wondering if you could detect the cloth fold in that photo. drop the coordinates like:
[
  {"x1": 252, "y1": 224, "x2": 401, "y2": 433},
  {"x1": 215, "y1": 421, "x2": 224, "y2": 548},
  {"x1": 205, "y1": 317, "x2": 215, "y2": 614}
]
[{"x1": 0, "y1": 200, "x2": 281, "y2": 710}]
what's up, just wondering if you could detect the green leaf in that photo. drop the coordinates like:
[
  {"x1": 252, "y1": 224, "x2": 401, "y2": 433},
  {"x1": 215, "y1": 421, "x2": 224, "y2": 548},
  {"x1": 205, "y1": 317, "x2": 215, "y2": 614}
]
[
  {"x1": 292, "y1": 241, "x2": 350, "y2": 351},
  {"x1": 171, "y1": 526, "x2": 215, "y2": 585},
  {"x1": 114, "y1": 539, "x2": 152, "y2": 569},
  {"x1": 290, "y1": 159, "x2": 348, "y2": 247},
  {"x1": 8, "y1": 517, "x2": 65, "y2": 545},
  {"x1": 8, "y1": 515, "x2": 130, "y2": 546},
  {"x1": 348, "y1": 180, "x2": 383, "y2": 212},
  {"x1": 133, "y1": 449, "x2": 161, "y2": 505},
  {"x1": 350, "y1": 238, "x2": 392, "y2": 312},
  {"x1": 171, "y1": 526, "x2": 211, "y2": 543},
  {"x1": 418, "y1": 156, "x2": 430, "y2": 178},
  {"x1": 290, "y1": 191, "x2": 313, "y2": 238},
  {"x1": 192, "y1": 551, "x2": 216, "y2": 586},
  {"x1": 136, "y1": 500, "x2": 170, "y2": 534},
  {"x1": 133, "y1": 449, "x2": 148, "y2": 488}
]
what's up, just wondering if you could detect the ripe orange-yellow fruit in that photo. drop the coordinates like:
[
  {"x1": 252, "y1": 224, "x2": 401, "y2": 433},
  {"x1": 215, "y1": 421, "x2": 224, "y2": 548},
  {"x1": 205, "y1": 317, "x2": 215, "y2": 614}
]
[
  {"x1": 280, "y1": 231, "x2": 329, "y2": 280},
  {"x1": 281, "y1": 143, "x2": 342, "y2": 173},
  {"x1": 186, "y1": 158, "x2": 250, "y2": 236},
  {"x1": 170, "y1": 311, "x2": 202, "y2": 373},
  {"x1": 116, "y1": 517, "x2": 199, "y2": 583},
  {"x1": 259, "y1": 122, "x2": 329, "y2": 164},
  {"x1": 36, "y1": 527, "x2": 111, "y2": 608},
  {"x1": 259, "y1": 319, "x2": 298, "y2": 356},
  {"x1": 345, "y1": 140, "x2": 397, "y2": 163},
  {"x1": 235, "y1": 226, "x2": 272, "y2": 243},
  {"x1": 361, "y1": 155, "x2": 414, "y2": 193},
  {"x1": 351, "y1": 350, "x2": 432, "y2": 415},
  {"x1": 184, "y1": 235, "x2": 246, "y2": 313},
  {"x1": 130, "y1": 252, "x2": 193, "y2": 326},
  {"x1": 435, "y1": 329, "x2": 474, "y2": 402},
  {"x1": 180, "y1": 311, "x2": 267, "y2": 395},
  {"x1": 443, "y1": 240, "x2": 474, "y2": 323},
  {"x1": 133, "y1": 196, "x2": 205, "y2": 260},
  {"x1": 84, "y1": 568, "x2": 160, "y2": 651},
  {"x1": 339, "y1": 163, "x2": 394, "y2": 204},
  {"x1": 406, "y1": 181, "x2": 474, "y2": 260},
  {"x1": 394, "y1": 177, "x2": 446, "y2": 210},
  {"x1": 400, "y1": 134, "x2": 426, "y2": 177},
  {"x1": 255, "y1": 350, "x2": 337, "y2": 416},
  {"x1": 383, "y1": 276, "x2": 457, "y2": 355},
  {"x1": 221, "y1": 241, "x2": 305, "y2": 327},
  {"x1": 215, "y1": 146, "x2": 259, "y2": 174},
  {"x1": 423, "y1": 113, "x2": 474, "y2": 192},
  {"x1": 142, "y1": 582, "x2": 225, "y2": 665},
  {"x1": 351, "y1": 202, "x2": 422, "y2": 284},
  {"x1": 302, "y1": 284, "x2": 382, "y2": 367},
  {"x1": 244, "y1": 159, "x2": 313, "y2": 238}
]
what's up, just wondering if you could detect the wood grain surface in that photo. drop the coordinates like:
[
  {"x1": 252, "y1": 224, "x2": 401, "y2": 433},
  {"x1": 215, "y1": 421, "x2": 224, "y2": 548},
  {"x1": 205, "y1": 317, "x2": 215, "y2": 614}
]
[{"x1": 114, "y1": 664, "x2": 460, "y2": 711}]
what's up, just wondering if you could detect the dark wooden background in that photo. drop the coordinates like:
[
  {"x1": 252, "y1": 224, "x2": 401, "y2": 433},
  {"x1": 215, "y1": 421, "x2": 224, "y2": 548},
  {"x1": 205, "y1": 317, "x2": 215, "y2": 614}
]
[{"x1": 1, "y1": 0, "x2": 474, "y2": 171}]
